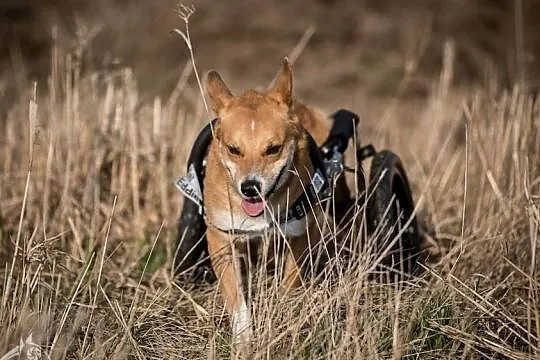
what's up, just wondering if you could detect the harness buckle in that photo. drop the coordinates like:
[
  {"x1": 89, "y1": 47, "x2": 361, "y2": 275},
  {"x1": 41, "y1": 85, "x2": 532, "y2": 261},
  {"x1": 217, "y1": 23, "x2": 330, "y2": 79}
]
[{"x1": 323, "y1": 145, "x2": 345, "y2": 181}]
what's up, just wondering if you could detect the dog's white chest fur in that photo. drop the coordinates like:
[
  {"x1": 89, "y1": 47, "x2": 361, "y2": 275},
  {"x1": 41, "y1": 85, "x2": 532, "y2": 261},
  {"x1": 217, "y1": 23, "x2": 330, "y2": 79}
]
[{"x1": 209, "y1": 209, "x2": 308, "y2": 237}]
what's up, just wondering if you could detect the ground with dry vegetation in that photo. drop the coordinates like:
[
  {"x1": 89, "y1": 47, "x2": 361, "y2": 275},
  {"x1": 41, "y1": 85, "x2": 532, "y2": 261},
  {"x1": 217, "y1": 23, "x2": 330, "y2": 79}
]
[{"x1": 0, "y1": 1, "x2": 539, "y2": 359}]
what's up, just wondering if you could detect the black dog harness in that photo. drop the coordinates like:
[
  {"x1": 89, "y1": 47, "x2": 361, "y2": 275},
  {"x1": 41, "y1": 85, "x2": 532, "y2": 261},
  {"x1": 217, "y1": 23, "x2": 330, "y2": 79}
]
[
  {"x1": 174, "y1": 110, "x2": 360, "y2": 233},
  {"x1": 276, "y1": 131, "x2": 329, "y2": 224}
]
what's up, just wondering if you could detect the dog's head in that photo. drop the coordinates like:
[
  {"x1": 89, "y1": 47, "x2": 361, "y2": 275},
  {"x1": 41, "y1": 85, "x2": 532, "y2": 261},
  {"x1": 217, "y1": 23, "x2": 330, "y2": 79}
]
[{"x1": 206, "y1": 58, "x2": 302, "y2": 217}]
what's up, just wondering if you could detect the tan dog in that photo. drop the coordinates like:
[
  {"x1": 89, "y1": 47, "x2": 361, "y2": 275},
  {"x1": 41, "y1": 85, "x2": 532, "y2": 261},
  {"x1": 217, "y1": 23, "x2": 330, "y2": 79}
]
[{"x1": 203, "y1": 59, "x2": 351, "y2": 346}]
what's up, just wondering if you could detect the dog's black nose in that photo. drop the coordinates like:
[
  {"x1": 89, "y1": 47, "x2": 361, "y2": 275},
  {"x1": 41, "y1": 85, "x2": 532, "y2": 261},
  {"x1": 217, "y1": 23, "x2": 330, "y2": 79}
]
[{"x1": 240, "y1": 180, "x2": 262, "y2": 198}]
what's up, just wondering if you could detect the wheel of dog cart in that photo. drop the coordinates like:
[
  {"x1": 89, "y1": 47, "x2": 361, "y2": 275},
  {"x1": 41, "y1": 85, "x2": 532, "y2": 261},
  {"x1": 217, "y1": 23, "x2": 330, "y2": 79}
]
[
  {"x1": 174, "y1": 120, "x2": 216, "y2": 283},
  {"x1": 365, "y1": 150, "x2": 421, "y2": 278},
  {"x1": 174, "y1": 199, "x2": 207, "y2": 274}
]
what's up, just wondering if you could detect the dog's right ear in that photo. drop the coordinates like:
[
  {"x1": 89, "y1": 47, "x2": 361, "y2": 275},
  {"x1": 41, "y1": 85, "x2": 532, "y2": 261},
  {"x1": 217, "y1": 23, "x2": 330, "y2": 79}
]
[{"x1": 206, "y1": 71, "x2": 233, "y2": 114}]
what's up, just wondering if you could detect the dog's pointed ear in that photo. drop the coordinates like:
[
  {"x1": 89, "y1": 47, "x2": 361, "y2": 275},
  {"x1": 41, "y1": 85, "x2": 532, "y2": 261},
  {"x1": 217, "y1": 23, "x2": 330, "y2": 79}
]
[
  {"x1": 268, "y1": 58, "x2": 293, "y2": 107},
  {"x1": 206, "y1": 70, "x2": 233, "y2": 114}
]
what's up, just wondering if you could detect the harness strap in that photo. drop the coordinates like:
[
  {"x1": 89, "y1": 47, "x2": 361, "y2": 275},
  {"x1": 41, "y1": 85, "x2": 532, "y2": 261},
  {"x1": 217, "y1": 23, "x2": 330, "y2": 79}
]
[
  {"x1": 277, "y1": 131, "x2": 329, "y2": 223},
  {"x1": 174, "y1": 119, "x2": 217, "y2": 214}
]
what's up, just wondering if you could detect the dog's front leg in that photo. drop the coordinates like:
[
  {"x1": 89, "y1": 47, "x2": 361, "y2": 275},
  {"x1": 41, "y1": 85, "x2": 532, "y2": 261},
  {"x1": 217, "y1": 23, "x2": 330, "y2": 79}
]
[
  {"x1": 282, "y1": 235, "x2": 310, "y2": 291},
  {"x1": 207, "y1": 229, "x2": 252, "y2": 347}
]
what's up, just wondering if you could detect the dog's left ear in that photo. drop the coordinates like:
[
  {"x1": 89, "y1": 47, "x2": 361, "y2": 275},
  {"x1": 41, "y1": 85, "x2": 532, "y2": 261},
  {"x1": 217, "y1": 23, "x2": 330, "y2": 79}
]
[{"x1": 268, "y1": 58, "x2": 293, "y2": 107}]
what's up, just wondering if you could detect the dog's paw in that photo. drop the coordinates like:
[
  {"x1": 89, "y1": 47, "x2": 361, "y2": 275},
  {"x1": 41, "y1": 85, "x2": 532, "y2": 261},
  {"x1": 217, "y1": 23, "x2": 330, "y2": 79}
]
[
  {"x1": 230, "y1": 327, "x2": 253, "y2": 360},
  {"x1": 231, "y1": 303, "x2": 253, "y2": 357},
  {"x1": 231, "y1": 340, "x2": 252, "y2": 360}
]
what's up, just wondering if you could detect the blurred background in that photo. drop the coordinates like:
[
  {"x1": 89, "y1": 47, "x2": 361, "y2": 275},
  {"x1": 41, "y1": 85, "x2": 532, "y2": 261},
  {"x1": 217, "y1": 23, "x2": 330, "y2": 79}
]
[
  {"x1": 0, "y1": 4, "x2": 538, "y2": 357},
  {"x1": 0, "y1": 0, "x2": 538, "y2": 114}
]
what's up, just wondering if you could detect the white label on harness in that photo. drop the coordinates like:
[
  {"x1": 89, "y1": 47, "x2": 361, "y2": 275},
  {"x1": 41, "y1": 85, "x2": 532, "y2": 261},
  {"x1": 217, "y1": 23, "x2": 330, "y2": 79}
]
[
  {"x1": 312, "y1": 170, "x2": 325, "y2": 194},
  {"x1": 174, "y1": 164, "x2": 203, "y2": 214}
]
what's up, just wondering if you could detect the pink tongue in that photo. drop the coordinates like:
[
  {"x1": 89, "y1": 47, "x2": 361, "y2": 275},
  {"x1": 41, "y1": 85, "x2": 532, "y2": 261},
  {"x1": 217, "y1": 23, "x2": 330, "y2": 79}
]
[{"x1": 241, "y1": 199, "x2": 265, "y2": 217}]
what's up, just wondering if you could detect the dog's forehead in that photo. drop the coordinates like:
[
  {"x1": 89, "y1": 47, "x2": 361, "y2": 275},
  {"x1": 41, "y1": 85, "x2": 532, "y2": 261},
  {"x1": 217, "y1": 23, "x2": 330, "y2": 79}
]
[
  {"x1": 221, "y1": 112, "x2": 286, "y2": 144},
  {"x1": 220, "y1": 100, "x2": 288, "y2": 143},
  {"x1": 224, "y1": 91, "x2": 287, "y2": 118},
  {"x1": 223, "y1": 99, "x2": 286, "y2": 120},
  {"x1": 223, "y1": 107, "x2": 284, "y2": 124}
]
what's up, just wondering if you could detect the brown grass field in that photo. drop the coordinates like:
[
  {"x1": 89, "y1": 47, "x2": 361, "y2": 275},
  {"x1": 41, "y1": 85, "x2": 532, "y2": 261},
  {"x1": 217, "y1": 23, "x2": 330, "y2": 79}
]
[{"x1": 0, "y1": 1, "x2": 539, "y2": 359}]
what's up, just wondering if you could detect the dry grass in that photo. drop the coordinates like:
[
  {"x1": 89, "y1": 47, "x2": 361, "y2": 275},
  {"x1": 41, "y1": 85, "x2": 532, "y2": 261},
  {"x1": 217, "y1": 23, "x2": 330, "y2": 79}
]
[{"x1": 1, "y1": 6, "x2": 540, "y2": 359}]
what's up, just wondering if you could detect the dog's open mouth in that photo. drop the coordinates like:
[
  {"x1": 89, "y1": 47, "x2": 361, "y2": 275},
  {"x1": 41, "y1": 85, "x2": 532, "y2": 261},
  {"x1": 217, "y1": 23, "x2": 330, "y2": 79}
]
[{"x1": 241, "y1": 197, "x2": 265, "y2": 217}]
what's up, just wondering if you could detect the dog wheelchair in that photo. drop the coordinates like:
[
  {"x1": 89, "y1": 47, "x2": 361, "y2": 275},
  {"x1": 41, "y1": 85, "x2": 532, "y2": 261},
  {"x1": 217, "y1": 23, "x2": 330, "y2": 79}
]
[{"x1": 173, "y1": 110, "x2": 421, "y2": 283}]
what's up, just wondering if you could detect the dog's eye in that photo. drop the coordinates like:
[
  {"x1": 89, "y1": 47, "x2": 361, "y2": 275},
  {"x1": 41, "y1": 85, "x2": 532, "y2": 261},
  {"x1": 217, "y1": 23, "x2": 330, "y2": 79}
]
[
  {"x1": 226, "y1": 144, "x2": 242, "y2": 156},
  {"x1": 264, "y1": 144, "x2": 282, "y2": 156}
]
